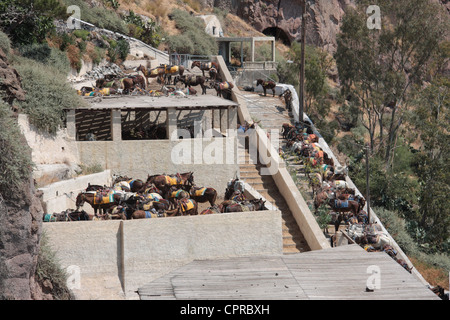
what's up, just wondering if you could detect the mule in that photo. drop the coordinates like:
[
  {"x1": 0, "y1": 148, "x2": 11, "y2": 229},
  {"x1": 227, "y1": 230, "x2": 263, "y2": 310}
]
[
  {"x1": 146, "y1": 172, "x2": 194, "y2": 193},
  {"x1": 328, "y1": 197, "x2": 360, "y2": 216},
  {"x1": 171, "y1": 198, "x2": 198, "y2": 216},
  {"x1": 160, "y1": 64, "x2": 185, "y2": 85},
  {"x1": 256, "y1": 79, "x2": 276, "y2": 97},
  {"x1": 200, "y1": 205, "x2": 221, "y2": 215},
  {"x1": 178, "y1": 75, "x2": 207, "y2": 94},
  {"x1": 224, "y1": 178, "x2": 245, "y2": 200},
  {"x1": 223, "y1": 199, "x2": 266, "y2": 213},
  {"x1": 166, "y1": 187, "x2": 190, "y2": 209},
  {"x1": 214, "y1": 81, "x2": 234, "y2": 97},
  {"x1": 280, "y1": 89, "x2": 293, "y2": 111},
  {"x1": 130, "y1": 210, "x2": 173, "y2": 219},
  {"x1": 75, "y1": 190, "x2": 122, "y2": 217},
  {"x1": 191, "y1": 61, "x2": 220, "y2": 77},
  {"x1": 43, "y1": 209, "x2": 91, "y2": 222},
  {"x1": 188, "y1": 185, "x2": 217, "y2": 206},
  {"x1": 96, "y1": 77, "x2": 135, "y2": 94},
  {"x1": 136, "y1": 65, "x2": 165, "y2": 86},
  {"x1": 208, "y1": 67, "x2": 220, "y2": 82}
]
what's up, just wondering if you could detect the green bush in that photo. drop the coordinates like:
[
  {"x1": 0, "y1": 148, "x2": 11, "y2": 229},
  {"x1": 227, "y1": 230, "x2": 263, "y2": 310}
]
[
  {"x1": 36, "y1": 232, "x2": 74, "y2": 300},
  {"x1": 18, "y1": 43, "x2": 70, "y2": 74},
  {"x1": 166, "y1": 9, "x2": 217, "y2": 55},
  {"x1": 13, "y1": 56, "x2": 86, "y2": 134},
  {"x1": 72, "y1": 29, "x2": 90, "y2": 41},
  {"x1": 62, "y1": 0, "x2": 128, "y2": 34},
  {"x1": 19, "y1": 43, "x2": 52, "y2": 63},
  {"x1": 0, "y1": 101, "x2": 34, "y2": 198},
  {"x1": 0, "y1": 30, "x2": 11, "y2": 54},
  {"x1": 375, "y1": 206, "x2": 450, "y2": 271}
]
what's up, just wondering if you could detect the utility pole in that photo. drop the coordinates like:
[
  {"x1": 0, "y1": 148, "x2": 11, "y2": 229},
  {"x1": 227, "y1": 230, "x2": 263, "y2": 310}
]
[
  {"x1": 365, "y1": 144, "x2": 371, "y2": 225},
  {"x1": 299, "y1": 0, "x2": 306, "y2": 124}
]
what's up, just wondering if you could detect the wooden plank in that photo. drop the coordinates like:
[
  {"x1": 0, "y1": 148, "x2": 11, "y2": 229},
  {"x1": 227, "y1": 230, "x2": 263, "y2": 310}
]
[{"x1": 137, "y1": 245, "x2": 439, "y2": 300}]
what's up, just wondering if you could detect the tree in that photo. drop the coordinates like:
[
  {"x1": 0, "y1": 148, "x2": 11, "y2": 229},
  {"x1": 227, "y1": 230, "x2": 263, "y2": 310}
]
[
  {"x1": 277, "y1": 42, "x2": 330, "y2": 114},
  {"x1": 410, "y1": 77, "x2": 450, "y2": 249},
  {"x1": 0, "y1": 0, "x2": 67, "y2": 45},
  {"x1": 335, "y1": 0, "x2": 449, "y2": 165}
]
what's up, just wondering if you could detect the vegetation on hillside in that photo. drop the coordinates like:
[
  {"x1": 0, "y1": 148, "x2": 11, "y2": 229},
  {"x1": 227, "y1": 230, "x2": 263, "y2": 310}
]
[
  {"x1": 274, "y1": 0, "x2": 450, "y2": 287},
  {"x1": 165, "y1": 8, "x2": 217, "y2": 55},
  {"x1": 0, "y1": 0, "x2": 448, "y2": 293}
]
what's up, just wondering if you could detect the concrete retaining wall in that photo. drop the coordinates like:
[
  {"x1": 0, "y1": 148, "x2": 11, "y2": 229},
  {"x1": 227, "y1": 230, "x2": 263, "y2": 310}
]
[
  {"x1": 76, "y1": 138, "x2": 239, "y2": 193},
  {"x1": 43, "y1": 210, "x2": 282, "y2": 299},
  {"x1": 39, "y1": 170, "x2": 112, "y2": 214}
]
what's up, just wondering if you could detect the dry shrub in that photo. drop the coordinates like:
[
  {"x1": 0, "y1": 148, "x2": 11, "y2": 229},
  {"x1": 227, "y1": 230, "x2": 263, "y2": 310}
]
[
  {"x1": 66, "y1": 44, "x2": 81, "y2": 72},
  {"x1": 144, "y1": 0, "x2": 169, "y2": 18},
  {"x1": 410, "y1": 256, "x2": 449, "y2": 290}
]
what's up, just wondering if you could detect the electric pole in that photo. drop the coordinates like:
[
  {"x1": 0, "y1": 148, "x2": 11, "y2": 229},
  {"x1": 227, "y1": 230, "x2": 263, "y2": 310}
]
[
  {"x1": 299, "y1": 0, "x2": 306, "y2": 124},
  {"x1": 365, "y1": 144, "x2": 371, "y2": 225}
]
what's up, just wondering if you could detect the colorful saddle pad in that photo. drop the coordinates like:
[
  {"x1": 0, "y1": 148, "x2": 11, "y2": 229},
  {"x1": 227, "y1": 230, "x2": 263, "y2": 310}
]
[
  {"x1": 334, "y1": 200, "x2": 349, "y2": 208},
  {"x1": 146, "y1": 193, "x2": 163, "y2": 201},
  {"x1": 94, "y1": 191, "x2": 116, "y2": 205},
  {"x1": 44, "y1": 213, "x2": 57, "y2": 222},
  {"x1": 170, "y1": 189, "x2": 186, "y2": 198},
  {"x1": 219, "y1": 82, "x2": 231, "y2": 90},
  {"x1": 191, "y1": 187, "x2": 207, "y2": 197},
  {"x1": 164, "y1": 65, "x2": 179, "y2": 73},
  {"x1": 165, "y1": 176, "x2": 180, "y2": 185},
  {"x1": 200, "y1": 62, "x2": 212, "y2": 69},
  {"x1": 180, "y1": 199, "x2": 195, "y2": 212}
]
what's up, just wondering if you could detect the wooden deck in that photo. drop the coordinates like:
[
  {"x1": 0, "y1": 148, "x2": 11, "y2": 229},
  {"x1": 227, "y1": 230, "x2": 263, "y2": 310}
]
[{"x1": 137, "y1": 245, "x2": 439, "y2": 300}]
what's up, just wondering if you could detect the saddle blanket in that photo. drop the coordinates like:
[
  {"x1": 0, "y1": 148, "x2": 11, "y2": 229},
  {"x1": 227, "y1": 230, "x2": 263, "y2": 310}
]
[
  {"x1": 192, "y1": 187, "x2": 207, "y2": 197},
  {"x1": 231, "y1": 193, "x2": 246, "y2": 202},
  {"x1": 94, "y1": 191, "x2": 116, "y2": 205},
  {"x1": 143, "y1": 202, "x2": 155, "y2": 211},
  {"x1": 146, "y1": 193, "x2": 163, "y2": 201},
  {"x1": 315, "y1": 150, "x2": 324, "y2": 159},
  {"x1": 98, "y1": 88, "x2": 111, "y2": 96},
  {"x1": 170, "y1": 189, "x2": 186, "y2": 198},
  {"x1": 334, "y1": 200, "x2": 349, "y2": 208},
  {"x1": 180, "y1": 199, "x2": 195, "y2": 212},
  {"x1": 334, "y1": 180, "x2": 348, "y2": 189},
  {"x1": 219, "y1": 82, "x2": 231, "y2": 90},
  {"x1": 150, "y1": 68, "x2": 161, "y2": 76},
  {"x1": 44, "y1": 213, "x2": 56, "y2": 222},
  {"x1": 311, "y1": 143, "x2": 322, "y2": 152},
  {"x1": 145, "y1": 210, "x2": 158, "y2": 218},
  {"x1": 114, "y1": 181, "x2": 130, "y2": 191},
  {"x1": 164, "y1": 65, "x2": 179, "y2": 73},
  {"x1": 200, "y1": 62, "x2": 212, "y2": 69},
  {"x1": 165, "y1": 175, "x2": 180, "y2": 185}
]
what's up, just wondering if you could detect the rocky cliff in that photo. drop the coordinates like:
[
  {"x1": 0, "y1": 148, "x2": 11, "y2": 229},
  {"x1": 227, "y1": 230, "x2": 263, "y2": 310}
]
[
  {"x1": 205, "y1": 0, "x2": 355, "y2": 52},
  {"x1": 0, "y1": 48, "x2": 46, "y2": 300}
]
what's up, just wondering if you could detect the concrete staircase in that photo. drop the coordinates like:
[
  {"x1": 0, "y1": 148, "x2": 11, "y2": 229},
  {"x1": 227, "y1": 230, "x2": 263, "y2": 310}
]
[{"x1": 238, "y1": 91, "x2": 310, "y2": 254}]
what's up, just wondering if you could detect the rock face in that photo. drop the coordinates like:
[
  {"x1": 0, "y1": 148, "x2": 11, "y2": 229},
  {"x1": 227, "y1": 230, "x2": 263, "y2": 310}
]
[
  {"x1": 0, "y1": 48, "x2": 25, "y2": 104},
  {"x1": 0, "y1": 178, "x2": 45, "y2": 300},
  {"x1": 0, "y1": 48, "x2": 45, "y2": 300},
  {"x1": 206, "y1": 0, "x2": 355, "y2": 52}
]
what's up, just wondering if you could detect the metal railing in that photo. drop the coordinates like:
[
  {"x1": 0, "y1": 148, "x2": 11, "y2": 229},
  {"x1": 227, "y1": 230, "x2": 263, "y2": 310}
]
[{"x1": 169, "y1": 53, "x2": 212, "y2": 69}]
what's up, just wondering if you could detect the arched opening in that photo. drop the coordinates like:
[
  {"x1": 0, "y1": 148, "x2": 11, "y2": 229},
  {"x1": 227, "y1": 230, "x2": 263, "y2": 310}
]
[{"x1": 263, "y1": 27, "x2": 291, "y2": 46}]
